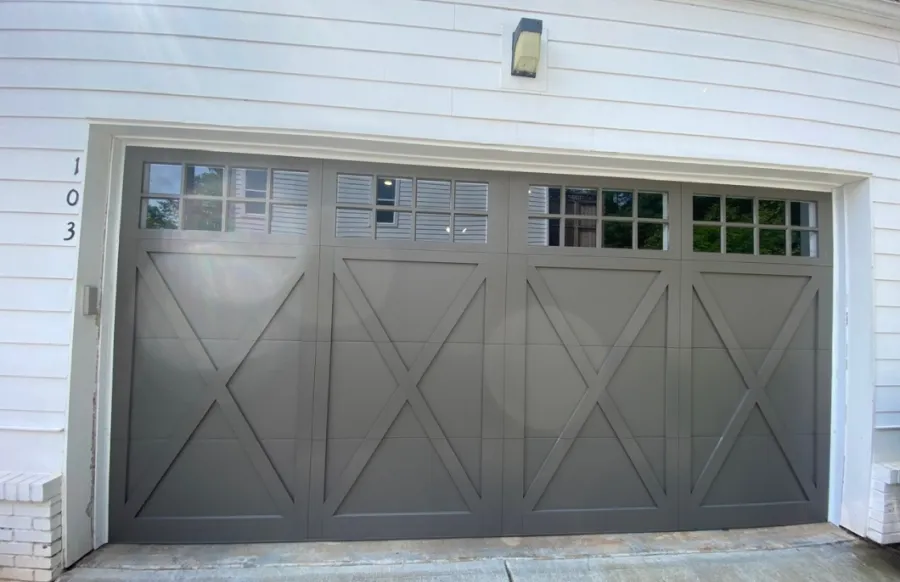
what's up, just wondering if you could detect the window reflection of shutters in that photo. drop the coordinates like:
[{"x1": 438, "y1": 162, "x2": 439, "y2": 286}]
[
  {"x1": 337, "y1": 174, "x2": 372, "y2": 205},
  {"x1": 528, "y1": 187, "x2": 550, "y2": 246},
  {"x1": 454, "y1": 182, "x2": 488, "y2": 243},
  {"x1": 336, "y1": 175, "x2": 374, "y2": 237},
  {"x1": 272, "y1": 171, "x2": 309, "y2": 235},
  {"x1": 232, "y1": 170, "x2": 267, "y2": 233}
]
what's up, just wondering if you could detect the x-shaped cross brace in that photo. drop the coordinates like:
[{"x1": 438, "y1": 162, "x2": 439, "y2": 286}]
[
  {"x1": 323, "y1": 259, "x2": 487, "y2": 516},
  {"x1": 690, "y1": 273, "x2": 821, "y2": 505},
  {"x1": 125, "y1": 250, "x2": 304, "y2": 518},
  {"x1": 523, "y1": 266, "x2": 670, "y2": 511}
]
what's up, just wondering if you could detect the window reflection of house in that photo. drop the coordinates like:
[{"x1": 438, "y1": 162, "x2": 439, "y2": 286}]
[
  {"x1": 229, "y1": 168, "x2": 268, "y2": 232},
  {"x1": 228, "y1": 169, "x2": 309, "y2": 235},
  {"x1": 564, "y1": 191, "x2": 597, "y2": 247}
]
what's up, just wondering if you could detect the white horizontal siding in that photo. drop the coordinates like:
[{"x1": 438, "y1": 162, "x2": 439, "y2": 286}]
[
  {"x1": 876, "y1": 412, "x2": 900, "y2": 429},
  {"x1": 0, "y1": 117, "x2": 88, "y2": 150},
  {"x1": 451, "y1": 0, "x2": 900, "y2": 59},
  {"x1": 0, "y1": 31, "x2": 501, "y2": 92},
  {"x1": 0, "y1": 214, "x2": 80, "y2": 247},
  {"x1": 0, "y1": 247, "x2": 77, "y2": 279},
  {"x1": 0, "y1": 410, "x2": 66, "y2": 431},
  {"x1": 0, "y1": 312, "x2": 74, "y2": 345},
  {"x1": 0, "y1": 378, "x2": 69, "y2": 413},
  {"x1": 0, "y1": 0, "x2": 899, "y2": 462},
  {"x1": 0, "y1": 279, "x2": 75, "y2": 312},
  {"x1": 30, "y1": 0, "x2": 898, "y2": 58},
  {"x1": 0, "y1": 2, "x2": 490, "y2": 61},
  {"x1": 455, "y1": 4, "x2": 900, "y2": 83},
  {"x1": 876, "y1": 254, "x2": 900, "y2": 279},
  {"x1": 0, "y1": 431, "x2": 64, "y2": 473},
  {"x1": 8, "y1": 87, "x2": 900, "y2": 180},
  {"x1": 0, "y1": 344, "x2": 70, "y2": 379},
  {"x1": 0, "y1": 181, "x2": 82, "y2": 215}
]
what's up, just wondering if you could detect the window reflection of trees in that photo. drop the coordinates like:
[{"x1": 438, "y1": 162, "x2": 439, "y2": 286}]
[{"x1": 692, "y1": 196, "x2": 817, "y2": 257}]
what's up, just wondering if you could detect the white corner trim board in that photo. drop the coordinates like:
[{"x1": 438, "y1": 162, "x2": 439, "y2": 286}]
[{"x1": 0, "y1": 473, "x2": 64, "y2": 582}]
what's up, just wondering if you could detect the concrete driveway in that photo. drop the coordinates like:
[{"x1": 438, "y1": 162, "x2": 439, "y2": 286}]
[{"x1": 61, "y1": 524, "x2": 900, "y2": 581}]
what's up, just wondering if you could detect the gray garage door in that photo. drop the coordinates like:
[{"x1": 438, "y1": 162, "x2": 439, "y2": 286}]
[{"x1": 109, "y1": 148, "x2": 831, "y2": 543}]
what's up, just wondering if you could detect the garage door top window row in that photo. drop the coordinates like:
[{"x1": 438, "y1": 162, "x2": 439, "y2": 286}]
[
  {"x1": 692, "y1": 194, "x2": 818, "y2": 257},
  {"x1": 140, "y1": 162, "x2": 309, "y2": 235},
  {"x1": 528, "y1": 185, "x2": 669, "y2": 250},
  {"x1": 335, "y1": 173, "x2": 489, "y2": 244}
]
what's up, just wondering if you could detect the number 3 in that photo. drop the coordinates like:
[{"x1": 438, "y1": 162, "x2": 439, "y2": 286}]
[{"x1": 64, "y1": 222, "x2": 76, "y2": 241}]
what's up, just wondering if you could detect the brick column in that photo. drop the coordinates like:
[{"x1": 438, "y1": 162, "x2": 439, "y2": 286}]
[
  {"x1": 0, "y1": 474, "x2": 63, "y2": 582},
  {"x1": 868, "y1": 462, "x2": 900, "y2": 544}
]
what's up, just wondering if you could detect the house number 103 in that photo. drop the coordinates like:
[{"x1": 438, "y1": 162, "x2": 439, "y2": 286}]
[{"x1": 64, "y1": 156, "x2": 81, "y2": 241}]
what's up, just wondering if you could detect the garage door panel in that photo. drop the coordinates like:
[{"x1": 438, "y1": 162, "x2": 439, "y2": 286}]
[
  {"x1": 262, "y1": 439, "x2": 301, "y2": 499},
  {"x1": 116, "y1": 244, "x2": 314, "y2": 540},
  {"x1": 509, "y1": 256, "x2": 679, "y2": 534},
  {"x1": 787, "y1": 300, "x2": 818, "y2": 350},
  {"x1": 134, "y1": 276, "x2": 179, "y2": 339},
  {"x1": 446, "y1": 283, "x2": 487, "y2": 343},
  {"x1": 260, "y1": 284, "x2": 314, "y2": 341},
  {"x1": 186, "y1": 402, "x2": 233, "y2": 440},
  {"x1": 322, "y1": 513, "x2": 483, "y2": 541},
  {"x1": 816, "y1": 350, "x2": 833, "y2": 436},
  {"x1": 394, "y1": 342, "x2": 427, "y2": 368},
  {"x1": 525, "y1": 286, "x2": 563, "y2": 345},
  {"x1": 137, "y1": 432, "x2": 283, "y2": 518},
  {"x1": 764, "y1": 349, "x2": 817, "y2": 436},
  {"x1": 128, "y1": 339, "x2": 207, "y2": 440},
  {"x1": 120, "y1": 516, "x2": 296, "y2": 544},
  {"x1": 336, "y1": 436, "x2": 468, "y2": 516},
  {"x1": 521, "y1": 506, "x2": 677, "y2": 536},
  {"x1": 691, "y1": 348, "x2": 748, "y2": 438},
  {"x1": 681, "y1": 261, "x2": 830, "y2": 529},
  {"x1": 534, "y1": 437, "x2": 657, "y2": 511},
  {"x1": 578, "y1": 403, "x2": 618, "y2": 439},
  {"x1": 419, "y1": 342, "x2": 485, "y2": 439},
  {"x1": 449, "y1": 437, "x2": 484, "y2": 497},
  {"x1": 226, "y1": 340, "x2": 315, "y2": 441},
  {"x1": 330, "y1": 283, "x2": 372, "y2": 341},
  {"x1": 311, "y1": 247, "x2": 505, "y2": 539},
  {"x1": 342, "y1": 258, "x2": 479, "y2": 343},
  {"x1": 524, "y1": 438, "x2": 556, "y2": 490},
  {"x1": 536, "y1": 266, "x2": 661, "y2": 347},
  {"x1": 700, "y1": 432, "x2": 807, "y2": 507},
  {"x1": 637, "y1": 437, "x2": 669, "y2": 490},
  {"x1": 326, "y1": 341, "x2": 400, "y2": 440},
  {"x1": 607, "y1": 347, "x2": 667, "y2": 438},
  {"x1": 632, "y1": 295, "x2": 669, "y2": 348},
  {"x1": 698, "y1": 272, "x2": 809, "y2": 350},
  {"x1": 525, "y1": 344, "x2": 590, "y2": 438},
  {"x1": 148, "y1": 252, "x2": 303, "y2": 340}
]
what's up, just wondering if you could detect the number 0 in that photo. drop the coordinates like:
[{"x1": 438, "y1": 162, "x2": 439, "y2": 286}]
[
  {"x1": 66, "y1": 189, "x2": 79, "y2": 207},
  {"x1": 64, "y1": 222, "x2": 76, "y2": 241}
]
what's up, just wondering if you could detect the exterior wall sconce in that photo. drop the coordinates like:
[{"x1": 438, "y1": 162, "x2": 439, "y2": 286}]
[{"x1": 511, "y1": 18, "x2": 543, "y2": 78}]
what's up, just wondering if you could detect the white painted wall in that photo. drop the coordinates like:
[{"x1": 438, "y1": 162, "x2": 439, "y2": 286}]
[{"x1": 1, "y1": 0, "x2": 900, "y2": 541}]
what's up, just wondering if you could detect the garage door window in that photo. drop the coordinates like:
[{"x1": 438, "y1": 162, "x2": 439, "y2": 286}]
[
  {"x1": 141, "y1": 163, "x2": 309, "y2": 235},
  {"x1": 528, "y1": 186, "x2": 669, "y2": 250},
  {"x1": 692, "y1": 194, "x2": 818, "y2": 257},
  {"x1": 336, "y1": 173, "x2": 489, "y2": 243}
]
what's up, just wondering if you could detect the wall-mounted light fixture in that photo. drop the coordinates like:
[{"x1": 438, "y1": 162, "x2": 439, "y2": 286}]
[{"x1": 511, "y1": 17, "x2": 543, "y2": 78}]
